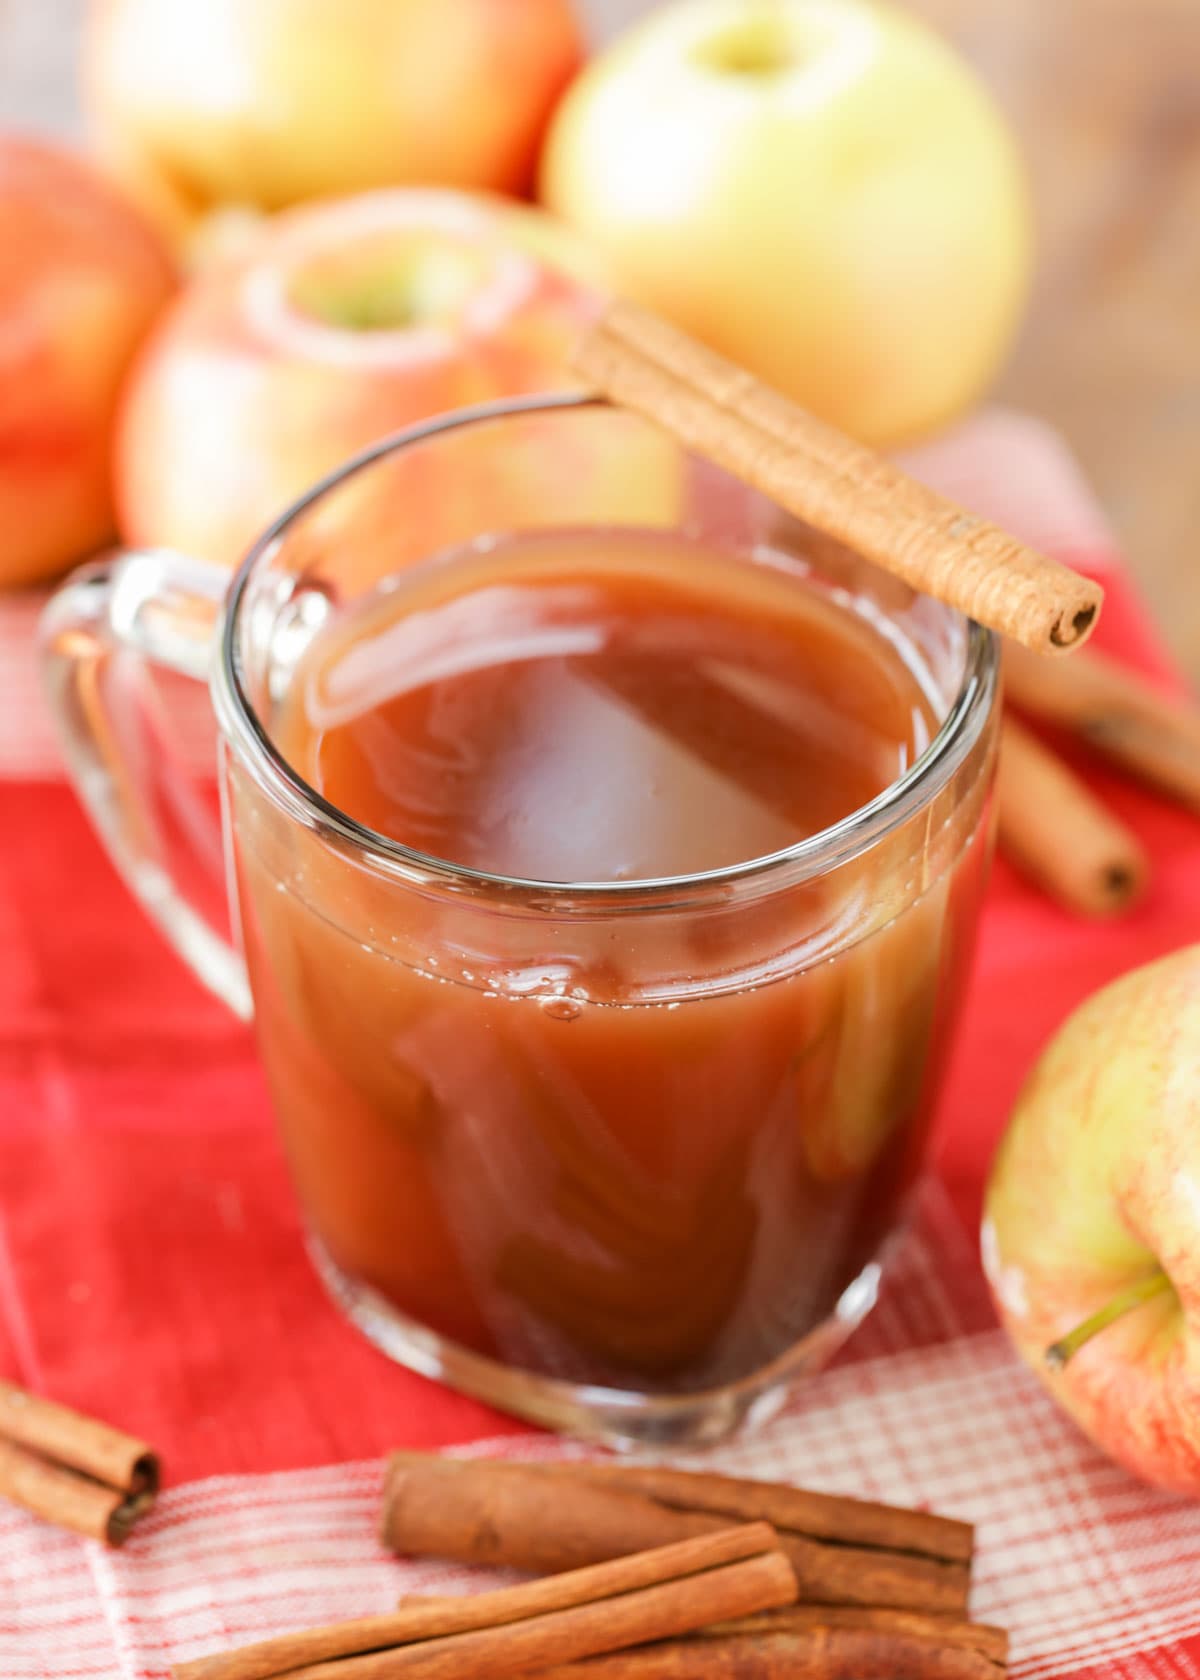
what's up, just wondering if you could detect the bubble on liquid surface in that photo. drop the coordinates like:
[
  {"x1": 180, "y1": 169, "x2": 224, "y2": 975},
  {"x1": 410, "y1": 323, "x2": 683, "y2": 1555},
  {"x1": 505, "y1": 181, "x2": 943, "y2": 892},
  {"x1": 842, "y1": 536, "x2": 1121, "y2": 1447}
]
[{"x1": 538, "y1": 995, "x2": 582, "y2": 1022}]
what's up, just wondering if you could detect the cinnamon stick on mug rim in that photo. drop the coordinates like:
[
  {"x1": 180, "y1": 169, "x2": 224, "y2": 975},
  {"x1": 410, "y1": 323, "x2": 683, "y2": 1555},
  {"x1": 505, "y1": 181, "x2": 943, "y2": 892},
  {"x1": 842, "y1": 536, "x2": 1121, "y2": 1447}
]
[
  {"x1": 573, "y1": 300, "x2": 1102, "y2": 657},
  {"x1": 173, "y1": 1522, "x2": 796, "y2": 1680},
  {"x1": 1004, "y1": 642, "x2": 1200, "y2": 812},
  {"x1": 381, "y1": 1453, "x2": 970, "y2": 1614},
  {"x1": 996, "y1": 715, "x2": 1149, "y2": 918},
  {"x1": 0, "y1": 1379, "x2": 158, "y2": 1546}
]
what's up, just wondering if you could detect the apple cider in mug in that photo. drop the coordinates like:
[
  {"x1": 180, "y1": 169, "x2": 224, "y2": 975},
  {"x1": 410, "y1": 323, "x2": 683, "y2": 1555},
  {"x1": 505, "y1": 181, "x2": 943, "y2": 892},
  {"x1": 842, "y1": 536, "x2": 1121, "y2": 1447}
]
[{"x1": 230, "y1": 527, "x2": 991, "y2": 1391}]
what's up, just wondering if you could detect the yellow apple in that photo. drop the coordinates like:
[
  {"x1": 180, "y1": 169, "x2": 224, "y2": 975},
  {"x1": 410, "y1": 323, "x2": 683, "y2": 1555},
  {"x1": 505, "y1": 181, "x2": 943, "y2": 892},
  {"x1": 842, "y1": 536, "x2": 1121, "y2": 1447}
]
[
  {"x1": 0, "y1": 136, "x2": 175, "y2": 588},
  {"x1": 541, "y1": 0, "x2": 1031, "y2": 445},
  {"x1": 984, "y1": 946, "x2": 1200, "y2": 1493},
  {"x1": 84, "y1": 0, "x2": 583, "y2": 227},
  {"x1": 114, "y1": 188, "x2": 649, "y2": 569}
]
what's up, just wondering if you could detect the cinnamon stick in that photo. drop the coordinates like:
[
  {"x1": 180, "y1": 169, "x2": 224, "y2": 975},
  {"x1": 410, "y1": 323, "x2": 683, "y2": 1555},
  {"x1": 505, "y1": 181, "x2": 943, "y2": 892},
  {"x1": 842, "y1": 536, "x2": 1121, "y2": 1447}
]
[
  {"x1": 573, "y1": 300, "x2": 1102, "y2": 657},
  {"x1": 0, "y1": 1379, "x2": 156, "y2": 1492},
  {"x1": 174, "y1": 1523, "x2": 796, "y2": 1680},
  {"x1": 393, "y1": 1600, "x2": 1006, "y2": 1665},
  {"x1": 996, "y1": 716, "x2": 1149, "y2": 917},
  {"x1": 381, "y1": 1456, "x2": 970, "y2": 1614},
  {"x1": 560, "y1": 1462, "x2": 972, "y2": 1565},
  {"x1": 0, "y1": 1380, "x2": 158, "y2": 1545},
  {"x1": 706, "y1": 1606, "x2": 1007, "y2": 1664},
  {"x1": 539, "y1": 1627, "x2": 1004, "y2": 1679},
  {"x1": 1005, "y1": 643, "x2": 1200, "y2": 811}
]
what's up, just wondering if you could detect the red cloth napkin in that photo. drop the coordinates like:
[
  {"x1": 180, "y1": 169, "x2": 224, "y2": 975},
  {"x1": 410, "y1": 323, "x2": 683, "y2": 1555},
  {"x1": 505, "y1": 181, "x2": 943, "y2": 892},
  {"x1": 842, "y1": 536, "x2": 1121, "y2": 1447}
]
[{"x1": 1, "y1": 409, "x2": 1199, "y2": 1677}]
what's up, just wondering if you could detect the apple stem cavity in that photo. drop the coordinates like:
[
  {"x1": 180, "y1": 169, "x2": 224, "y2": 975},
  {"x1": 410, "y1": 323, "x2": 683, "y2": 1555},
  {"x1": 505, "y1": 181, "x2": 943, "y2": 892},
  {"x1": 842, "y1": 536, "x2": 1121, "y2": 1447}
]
[
  {"x1": 290, "y1": 244, "x2": 485, "y2": 334},
  {"x1": 1044, "y1": 1268, "x2": 1173, "y2": 1371},
  {"x1": 692, "y1": 17, "x2": 806, "y2": 76}
]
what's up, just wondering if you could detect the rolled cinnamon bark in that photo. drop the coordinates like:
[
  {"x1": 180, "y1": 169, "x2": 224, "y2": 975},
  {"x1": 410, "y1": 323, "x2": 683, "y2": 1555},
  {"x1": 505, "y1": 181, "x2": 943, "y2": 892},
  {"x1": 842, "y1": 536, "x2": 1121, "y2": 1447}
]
[
  {"x1": 707, "y1": 1606, "x2": 1007, "y2": 1664},
  {"x1": 393, "y1": 1599, "x2": 1007, "y2": 1666},
  {"x1": 0, "y1": 1379, "x2": 156, "y2": 1495},
  {"x1": 574, "y1": 300, "x2": 1102, "y2": 656},
  {"x1": 1005, "y1": 643, "x2": 1200, "y2": 811},
  {"x1": 381, "y1": 1456, "x2": 970, "y2": 1614},
  {"x1": 383, "y1": 1454, "x2": 713, "y2": 1573},
  {"x1": 0, "y1": 1381, "x2": 158, "y2": 1545},
  {"x1": 996, "y1": 717, "x2": 1149, "y2": 917},
  {"x1": 563, "y1": 1463, "x2": 972, "y2": 1564},
  {"x1": 0, "y1": 1439, "x2": 150, "y2": 1546},
  {"x1": 539, "y1": 1627, "x2": 1004, "y2": 1679},
  {"x1": 174, "y1": 1525, "x2": 796, "y2": 1680}
]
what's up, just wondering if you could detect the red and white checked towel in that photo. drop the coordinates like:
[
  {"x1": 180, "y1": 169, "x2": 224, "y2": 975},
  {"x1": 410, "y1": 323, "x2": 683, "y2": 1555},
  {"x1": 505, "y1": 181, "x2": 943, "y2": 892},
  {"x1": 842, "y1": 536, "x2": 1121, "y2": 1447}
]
[
  {"x1": 1, "y1": 408, "x2": 1199, "y2": 1679},
  {"x1": 3, "y1": 1189, "x2": 1199, "y2": 1680}
]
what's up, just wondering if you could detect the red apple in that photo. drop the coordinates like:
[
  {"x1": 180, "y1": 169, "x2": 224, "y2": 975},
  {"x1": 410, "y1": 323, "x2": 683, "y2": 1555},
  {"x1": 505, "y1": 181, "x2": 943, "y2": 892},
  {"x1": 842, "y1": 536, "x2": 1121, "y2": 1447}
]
[
  {"x1": 0, "y1": 136, "x2": 175, "y2": 587},
  {"x1": 84, "y1": 0, "x2": 583, "y2": 237},
  {"x1": 114, "y1": 189, "x2": 622, "y2": 567},
  {"x1": 983, "y1": 945, "x2": 1200, "y2": 1493}
]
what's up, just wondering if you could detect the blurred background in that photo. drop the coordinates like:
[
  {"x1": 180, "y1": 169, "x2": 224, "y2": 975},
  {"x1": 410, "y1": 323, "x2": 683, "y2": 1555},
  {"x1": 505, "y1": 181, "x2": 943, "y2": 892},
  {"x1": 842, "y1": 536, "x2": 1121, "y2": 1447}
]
[{"x1": 3, "y1": 0, "x2": 1198, "y2": 678}]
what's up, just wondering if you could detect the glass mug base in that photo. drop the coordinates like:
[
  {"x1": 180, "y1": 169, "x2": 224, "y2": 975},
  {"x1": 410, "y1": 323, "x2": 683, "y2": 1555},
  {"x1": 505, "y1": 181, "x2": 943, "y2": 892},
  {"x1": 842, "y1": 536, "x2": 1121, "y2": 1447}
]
[{"x1": 308, "y1": 1228, "x2": 896, "y2": 1450}]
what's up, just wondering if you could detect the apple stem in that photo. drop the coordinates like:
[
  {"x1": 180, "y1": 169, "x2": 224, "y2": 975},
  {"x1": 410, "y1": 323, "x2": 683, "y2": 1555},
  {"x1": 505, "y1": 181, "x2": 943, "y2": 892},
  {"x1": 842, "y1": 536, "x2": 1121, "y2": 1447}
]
[{"x1": 1044, "y1": 1269, "x2": 1173, "y2": 1371}]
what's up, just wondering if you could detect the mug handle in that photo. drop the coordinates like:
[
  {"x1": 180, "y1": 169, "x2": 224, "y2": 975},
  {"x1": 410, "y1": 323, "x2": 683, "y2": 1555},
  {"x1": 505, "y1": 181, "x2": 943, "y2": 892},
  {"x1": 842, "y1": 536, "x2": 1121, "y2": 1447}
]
[{"x1": 40, "y1": 548, "x2": 253, "y2": 1020}]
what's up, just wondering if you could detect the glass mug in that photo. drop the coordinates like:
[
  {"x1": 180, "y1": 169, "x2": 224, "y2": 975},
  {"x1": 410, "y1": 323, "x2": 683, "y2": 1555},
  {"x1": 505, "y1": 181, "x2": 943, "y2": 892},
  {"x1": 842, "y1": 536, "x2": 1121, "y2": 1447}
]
[{"x1": 42, "y1": 395, "x2": 999, "y2": 1447}]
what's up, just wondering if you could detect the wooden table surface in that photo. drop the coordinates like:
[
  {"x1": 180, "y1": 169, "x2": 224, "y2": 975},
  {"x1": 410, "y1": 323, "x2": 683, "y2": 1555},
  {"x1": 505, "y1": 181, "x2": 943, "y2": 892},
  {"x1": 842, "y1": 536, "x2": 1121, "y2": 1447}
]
[{"x1": 4, "y1": 0, "x2": 1198, "y2": 681}]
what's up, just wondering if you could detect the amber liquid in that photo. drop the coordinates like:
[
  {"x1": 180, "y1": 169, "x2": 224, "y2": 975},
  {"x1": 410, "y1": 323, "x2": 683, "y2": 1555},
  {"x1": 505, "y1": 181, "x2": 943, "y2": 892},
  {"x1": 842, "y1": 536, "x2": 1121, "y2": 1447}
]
[{"x1": 235, "y1": 530, "x2": 989, "y2": 1390}]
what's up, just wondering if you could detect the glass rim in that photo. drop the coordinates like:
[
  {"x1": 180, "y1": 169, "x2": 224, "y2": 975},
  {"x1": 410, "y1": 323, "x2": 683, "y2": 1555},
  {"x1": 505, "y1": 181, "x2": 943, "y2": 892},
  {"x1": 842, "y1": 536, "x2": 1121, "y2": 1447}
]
[{"x1": 213, "y1": 391, "x2": 1000, "y2": 905}]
